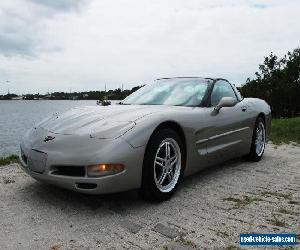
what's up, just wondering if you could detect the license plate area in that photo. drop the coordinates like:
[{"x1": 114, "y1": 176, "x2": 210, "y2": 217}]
[{"x1": 28, "y1": 150, "x2": 47, "y2": 173}]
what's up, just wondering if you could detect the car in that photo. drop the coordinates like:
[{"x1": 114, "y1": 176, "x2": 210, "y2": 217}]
[{"x1": 20, "y1": 77, "x2": 271, "y2": 201}]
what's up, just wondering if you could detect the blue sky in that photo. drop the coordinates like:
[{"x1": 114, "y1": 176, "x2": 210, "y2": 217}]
[{"x1": 0, "y1": 0, "x2": 299, "y2": 94}]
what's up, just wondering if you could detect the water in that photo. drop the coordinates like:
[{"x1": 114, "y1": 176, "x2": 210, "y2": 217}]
[{"x1": 0, "y1": 100, "x2": 108, "y2": 157}]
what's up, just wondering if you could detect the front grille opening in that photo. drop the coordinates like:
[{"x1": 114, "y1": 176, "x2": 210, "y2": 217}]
[
  {"x1": 76, "y1": 183, "x2": 97, "y2": 190},
  {"x1": 51, "y1": 166, "x2": 85, "y2": 177}
]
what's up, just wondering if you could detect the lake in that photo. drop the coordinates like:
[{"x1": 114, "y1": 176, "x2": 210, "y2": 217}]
[{"x1": 0, "y1": 100, "x2": 120, "y2": 157}]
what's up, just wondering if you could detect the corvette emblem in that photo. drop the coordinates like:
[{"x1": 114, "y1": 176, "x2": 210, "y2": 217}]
[{"x1": 44, "y1": 135, "x2": 55, "y2": 142}]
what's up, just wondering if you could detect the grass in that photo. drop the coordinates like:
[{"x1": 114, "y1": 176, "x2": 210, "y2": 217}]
[
  {"x1": 270, "y1": 117, "x2": 300, "y2": 144},
  {"x1": 225, "y1": 246, "x2": 241, "y2": 250},
  {"x1": 261, "y1": 191, "x2": 293, "y2": 200},
  {"x1": 161, "y1": 235, "x2": 198, "y2": 250},
  {"x1": 289, "y1": 200, "x2": 300, "y2": 205},
  {"x1": 278, "y1": 208, "x2": 298, "y2": 216},
  {"x1": 209, "y1": 228, "x2": 230, "y2": 238},
  {"x1": 0, "y1": 155, "x2": 19, "y2": 166},
  {"x1": 284, "y1": 247, "x2": 295, "y2": 250},
  {"x1": 223, "y1": 196, "x2": 262, "y2": 209},
  {"x1": 175, "y1": 234, "x2": 198, "y2": 249},
  {"x1": 268, "y1": 214, "x2": 287, "y2": 227}
]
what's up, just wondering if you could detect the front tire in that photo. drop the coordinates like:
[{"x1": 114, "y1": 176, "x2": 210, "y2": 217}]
[
  {"x1": 140, "y1": 128, "x2": 184, "y2": 201},
  {"x1": 246, "y1": 117, "x2": 266, "y2": 161}
]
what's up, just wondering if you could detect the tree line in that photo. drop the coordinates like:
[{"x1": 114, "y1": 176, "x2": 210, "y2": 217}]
[
  {"x1": 240, "y1": 48, "x2": 300, "y2": 118},
  {"x1": 0, "y1": 86, "x2": 142, "y2": 101}
]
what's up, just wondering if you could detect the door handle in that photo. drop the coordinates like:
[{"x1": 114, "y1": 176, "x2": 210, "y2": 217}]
[{"x1": 241, "y1": 106, "x2": 247, "y2": 112}]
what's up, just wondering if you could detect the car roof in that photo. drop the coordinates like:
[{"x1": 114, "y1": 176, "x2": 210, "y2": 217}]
[{"x1": 156, "y1": 77, "x2": 229, "y2": 82}]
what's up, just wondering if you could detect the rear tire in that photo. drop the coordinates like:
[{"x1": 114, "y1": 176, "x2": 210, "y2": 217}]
[
  {"x1": 246, "y1": 117, "x2": 266, "y2": 162},
  {"x1": 140, "y1": 128, "x2": 185, "y2": 201}
]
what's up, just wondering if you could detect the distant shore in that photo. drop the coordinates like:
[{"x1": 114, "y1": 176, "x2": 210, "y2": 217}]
[
  {"x1": 0, "y1": 85, "x2": 142, "y2": 101},
  {"x1": 0, "y1": 98, "x2": 122, "y2": 101}
]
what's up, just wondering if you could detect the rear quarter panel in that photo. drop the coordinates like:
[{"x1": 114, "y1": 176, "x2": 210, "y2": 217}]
[{"x1": 243, "y1": 98, "x2": 271, "y2": 139}]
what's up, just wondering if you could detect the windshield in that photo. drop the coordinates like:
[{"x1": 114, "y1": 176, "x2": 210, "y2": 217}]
[{"x1": 123, "y1": 78, "x2": 210, "y2": 106}]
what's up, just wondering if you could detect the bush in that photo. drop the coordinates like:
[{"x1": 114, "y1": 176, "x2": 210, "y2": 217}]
[
  {"x1": 0, "y1": 155, "x2": 19, "y2": 166},
  {"x1": 240, "y1": 48, "x2": 300, "y2": 118}
]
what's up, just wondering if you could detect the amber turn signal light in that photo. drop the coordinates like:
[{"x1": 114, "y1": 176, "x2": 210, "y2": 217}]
[{"x1": 87, "y1": 164, "x2": 124, "y2": 177}]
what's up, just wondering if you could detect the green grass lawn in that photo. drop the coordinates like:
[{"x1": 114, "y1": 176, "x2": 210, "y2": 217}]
[
  {"x1": 0, "y1": 155, "x2": 19, "y2": 166},
  {"x1": 270, "y1": 117, "x2": 300, "y2": 144}
]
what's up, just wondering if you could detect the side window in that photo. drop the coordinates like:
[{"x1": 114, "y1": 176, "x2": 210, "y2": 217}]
[{"x1": 210, "y1": 81, "x2": 237, "y2": 107}]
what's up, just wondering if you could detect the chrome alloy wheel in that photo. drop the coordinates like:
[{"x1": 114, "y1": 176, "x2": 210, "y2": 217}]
[
  {"x1": 255, "y1": 121, "x2": 266, "y2": 156},
  {"x1": 153, "y1": 138, "x2": 182, "y2": 193}
]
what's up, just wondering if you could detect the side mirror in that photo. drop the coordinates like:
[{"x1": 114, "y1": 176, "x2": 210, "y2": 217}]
[{"x1": 214, "y1": 97, "x2": 237, "y2": 112}]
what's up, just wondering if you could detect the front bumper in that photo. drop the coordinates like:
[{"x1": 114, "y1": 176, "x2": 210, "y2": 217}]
[{"x1": 19, "y1": 129, "x2": 145, "y2": 194}]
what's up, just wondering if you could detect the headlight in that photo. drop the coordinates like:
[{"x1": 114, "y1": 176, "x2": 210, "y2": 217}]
[
  {"x1": 90, "y1": 121, "x2": 135, "y2": 139},
  {"x1": 87, "y1": 164, "x2": 125, "y2": 177}
]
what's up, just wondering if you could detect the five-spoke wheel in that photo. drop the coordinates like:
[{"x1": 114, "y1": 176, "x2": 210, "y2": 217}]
[
  {"x1": 140, "y1": 128, "x2": 184, "y2": 201},
  {"x1": 154, "y1": 138, "x2": 181, "y2": 193}
]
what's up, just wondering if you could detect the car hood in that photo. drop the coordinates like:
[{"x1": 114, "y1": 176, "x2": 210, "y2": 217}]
[{"x1": 35, "y1": 105, "x2": 163, "y2": 139}]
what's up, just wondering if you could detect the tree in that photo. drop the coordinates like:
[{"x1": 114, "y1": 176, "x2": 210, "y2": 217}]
[{"x1": 240, "y1": 48, "x2": 300, "y2": 117}]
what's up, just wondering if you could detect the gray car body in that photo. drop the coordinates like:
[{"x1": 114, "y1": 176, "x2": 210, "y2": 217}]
[{"x1": 20, "y1": 79, "x2": 271, "y2": 194}]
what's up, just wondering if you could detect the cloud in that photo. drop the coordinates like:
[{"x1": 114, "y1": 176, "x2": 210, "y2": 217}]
[
  {"x1": 0, "y1": 6, "x2": 35, "y2": 57},
  {"x1": 0, "y1": 0, "x2": 299, "y2": 94},
  {"x1": 29, "y1": 0, "x2": 86, "y2": 12},
  {"x1": 252, "y1": 4, "x2": 268, "y2": 9},
  {"x1": 0, "y1": 0, "x2": 87, "y2": 57},
  {"x1": 0, "y1": 33, "x2": 35, "y2": 57}
]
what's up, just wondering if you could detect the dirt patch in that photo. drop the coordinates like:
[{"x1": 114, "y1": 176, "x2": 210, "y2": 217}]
[{"x1": 0, "y1": 144, "x2": 299, "y2": 249}]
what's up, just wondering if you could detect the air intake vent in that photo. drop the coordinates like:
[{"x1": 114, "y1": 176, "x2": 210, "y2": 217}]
[
  {"x1": 51, "y1": 166, "x2": 85, "y2": 177},
  {"x1": 76, "y1": 183, "x2": 97, "y2": 190}
]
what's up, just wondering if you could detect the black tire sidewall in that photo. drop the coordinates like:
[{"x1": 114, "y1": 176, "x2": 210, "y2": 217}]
[
  {"x1": 140, "y1": 128, "x2": 185, "y2": 201},
  {"x1": 248, "y1": 117, "x2": 266, "y2": 162}
]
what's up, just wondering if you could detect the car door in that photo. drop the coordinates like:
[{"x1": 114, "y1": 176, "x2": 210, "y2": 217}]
[{"x1": 204, "y1": 80, "x2": 252, "y2": 164}]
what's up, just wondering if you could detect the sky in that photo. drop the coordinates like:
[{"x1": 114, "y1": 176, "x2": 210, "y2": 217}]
[{"x1": 0, "y1": 0, "x2": 299, "y2": 95}]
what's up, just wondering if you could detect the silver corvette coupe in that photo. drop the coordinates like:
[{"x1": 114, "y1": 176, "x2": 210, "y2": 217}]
[{"x1": 20, "y1": 77, "x2": 271, "y2": 200}]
